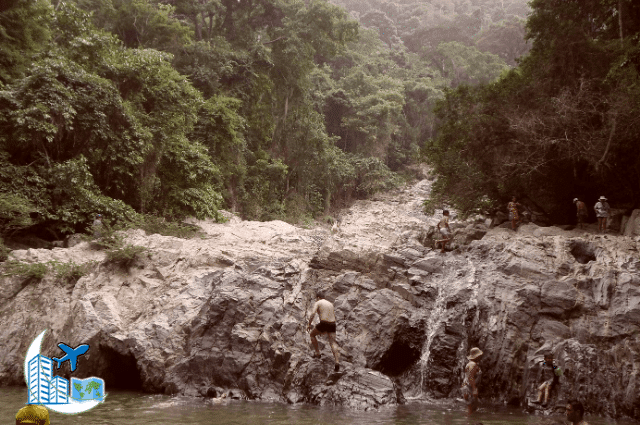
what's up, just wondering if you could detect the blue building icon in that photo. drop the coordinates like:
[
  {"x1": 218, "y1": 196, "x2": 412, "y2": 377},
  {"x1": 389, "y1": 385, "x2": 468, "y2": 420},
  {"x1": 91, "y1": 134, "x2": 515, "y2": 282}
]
[
  {"x1": 51, "y1": 376, "x2": 69, "y2": 403},
  {"x1": 27, "y1": 354, "x2": 70, "y2": 404},
  {"x1": 28, "y1": 354, "x2": 53, "y2": 404}
]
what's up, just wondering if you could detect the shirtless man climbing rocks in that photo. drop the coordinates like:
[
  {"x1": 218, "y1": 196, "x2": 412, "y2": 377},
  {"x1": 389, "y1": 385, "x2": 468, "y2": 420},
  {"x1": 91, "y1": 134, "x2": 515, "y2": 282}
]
[{"x1": 307, "y1": 292, "x2": 341, "y2": 372}]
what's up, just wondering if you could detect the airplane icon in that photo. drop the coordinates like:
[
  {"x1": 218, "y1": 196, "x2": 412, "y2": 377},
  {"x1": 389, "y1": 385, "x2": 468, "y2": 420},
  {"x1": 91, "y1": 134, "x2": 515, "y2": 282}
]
[{"x1": 52, "y1": 343, "x2": 89, "y2": 372}]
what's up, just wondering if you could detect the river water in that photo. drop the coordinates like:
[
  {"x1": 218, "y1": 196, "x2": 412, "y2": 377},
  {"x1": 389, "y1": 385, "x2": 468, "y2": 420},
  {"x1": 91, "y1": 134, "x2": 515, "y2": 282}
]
[{"x1": 3, "y1": 387, "x2": 636, "y2": 425}]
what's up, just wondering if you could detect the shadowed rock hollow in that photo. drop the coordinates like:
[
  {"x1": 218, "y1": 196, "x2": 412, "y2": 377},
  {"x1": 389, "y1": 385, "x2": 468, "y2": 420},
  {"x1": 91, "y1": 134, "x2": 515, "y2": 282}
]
[{"x1": 1, "y1": 166, "x2": 640, "y2": 418}]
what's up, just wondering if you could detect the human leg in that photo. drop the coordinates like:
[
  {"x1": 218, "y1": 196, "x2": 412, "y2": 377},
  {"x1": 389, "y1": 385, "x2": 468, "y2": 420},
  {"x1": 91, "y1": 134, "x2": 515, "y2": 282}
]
[
  {"x1": 534, "y1": 381, "x2": 548, "y2": 403},
  {"x1": 603, "y1": 217, "x2": 608, "y2": 233},
  {"x1": 309, "y1": 328, "x2": 322, "y2": 357},
  {"x1": 542, "y1": 381, "x2": 551, "y2": 406},
  {"x1": 328, "y1": 332, "x2": 340, "y2": 369}
]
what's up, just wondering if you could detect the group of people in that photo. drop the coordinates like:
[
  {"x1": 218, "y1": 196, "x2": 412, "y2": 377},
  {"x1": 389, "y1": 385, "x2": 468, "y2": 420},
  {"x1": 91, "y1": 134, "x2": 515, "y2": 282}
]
[
  {"x1": 306, "y1": 294, "x2": 591, "y2": 423},
  {"x1": 574, "y1": 196, "x2": 611, "y2": 233},
  {"x1": 507, "y1": 195, "x2": 612, "y2": 233}
]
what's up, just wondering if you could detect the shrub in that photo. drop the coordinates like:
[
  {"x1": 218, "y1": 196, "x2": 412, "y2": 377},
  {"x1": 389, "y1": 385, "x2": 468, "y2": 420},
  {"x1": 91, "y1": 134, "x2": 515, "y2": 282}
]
[
  {"x1": 118, "y1": 214, "x2": 204, "y2": 239},
  {"x1": 105, "y1": 244, "x2": 149, "y2": 269},
  {"x1": 50, "y1": 260, "x2": 96, "y2": 284},
  {"x1": 2, "y1": 261, "x2": 48, "y2": 280},
  {"x1": 0, "y1": 238, "x2": 10, "y2": 262}
]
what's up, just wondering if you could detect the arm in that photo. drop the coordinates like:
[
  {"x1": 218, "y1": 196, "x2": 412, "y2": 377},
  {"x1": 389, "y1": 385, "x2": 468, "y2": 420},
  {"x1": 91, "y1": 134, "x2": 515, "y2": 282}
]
[{"x1": 307, "y1": 302, "x2": 318, "y2": 330}]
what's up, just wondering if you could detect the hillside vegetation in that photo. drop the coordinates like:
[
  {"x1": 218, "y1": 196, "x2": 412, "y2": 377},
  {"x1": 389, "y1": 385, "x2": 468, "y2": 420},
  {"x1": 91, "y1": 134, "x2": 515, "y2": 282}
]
[
  {"x1": 0, "y1": 0, "x2": 529, "y2": 244},
  {"x1": 424, "y1": 0, "x2": 640, "y2": 222}
]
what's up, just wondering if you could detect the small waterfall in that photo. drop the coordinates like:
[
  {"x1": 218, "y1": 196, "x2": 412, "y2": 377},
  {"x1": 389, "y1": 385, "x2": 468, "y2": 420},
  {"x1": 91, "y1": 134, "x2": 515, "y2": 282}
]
[{"x1": 406, "y1": 274, "x2": 451, "y2": 400}]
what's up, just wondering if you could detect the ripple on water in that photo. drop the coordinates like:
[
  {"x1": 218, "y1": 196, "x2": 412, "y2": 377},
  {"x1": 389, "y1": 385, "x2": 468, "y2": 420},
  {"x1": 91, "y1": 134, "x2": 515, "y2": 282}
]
[{"x1": 1, "y1": 388, "x2": 636, "y2": 425}]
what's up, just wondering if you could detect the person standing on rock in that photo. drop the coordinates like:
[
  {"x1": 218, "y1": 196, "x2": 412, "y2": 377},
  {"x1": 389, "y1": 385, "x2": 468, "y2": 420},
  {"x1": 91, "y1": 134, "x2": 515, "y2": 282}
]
[
  {"x1": 566, "y1": 400, "x2": 590, "y2": 425},
  {"x1": 573, "y1": 198, "x2": 588, "y2": 229},
  {"x1": 508, "y1": 197, "x2": 522, "y2": 230},
  {"x1": 92, "y1": 214, "x2": 103, "y2": 239},
  {"x1": 307, "y1": 292, "x2": 341, "y2": 372},
  {"x1": 461, "y1": 347, "x2": 483, "y2": 415},
  {"x1": 594, "y1": 196, "x2": 610, "y2": 233},
  {"x1": 435, "y1": 210, "x2": 451, "y2": 253},
  {"x1": 532, "y1": 352, "x2": 562, "y2": 407}
]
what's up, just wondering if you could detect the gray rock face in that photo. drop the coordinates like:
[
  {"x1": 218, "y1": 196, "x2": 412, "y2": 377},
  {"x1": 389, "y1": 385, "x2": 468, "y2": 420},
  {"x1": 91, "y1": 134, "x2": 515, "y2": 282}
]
[{"x1": 1, "y1": 169, "x2": 639, "y2": 419}]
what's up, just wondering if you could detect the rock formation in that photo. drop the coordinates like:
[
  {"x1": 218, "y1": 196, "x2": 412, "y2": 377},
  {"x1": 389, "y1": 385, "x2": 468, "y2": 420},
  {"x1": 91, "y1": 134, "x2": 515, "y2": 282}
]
[{"x1": 1, "y1": 166, "x2": 639, "y2": 419}]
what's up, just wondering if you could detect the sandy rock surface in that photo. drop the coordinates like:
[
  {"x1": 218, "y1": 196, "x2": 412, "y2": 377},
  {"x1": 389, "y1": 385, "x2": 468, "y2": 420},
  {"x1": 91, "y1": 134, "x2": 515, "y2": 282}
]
[{"x1": 1, "y1": 165, "x2": 639, "y2": 418}]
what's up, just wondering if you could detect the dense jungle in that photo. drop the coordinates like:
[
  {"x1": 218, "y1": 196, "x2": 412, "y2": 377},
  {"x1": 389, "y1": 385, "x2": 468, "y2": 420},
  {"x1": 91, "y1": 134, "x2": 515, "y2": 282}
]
[{"x1": 1, "y1": 0, "x2": 639, "y2": 241}]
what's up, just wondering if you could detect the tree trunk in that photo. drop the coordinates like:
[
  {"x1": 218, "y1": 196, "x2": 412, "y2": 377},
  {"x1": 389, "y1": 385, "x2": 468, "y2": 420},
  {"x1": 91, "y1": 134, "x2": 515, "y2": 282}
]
[
  {"x1": 618, "y1": 0, "x2": 624, "y2": 44},
  {"x1": 192, "y1": 13, "x2": 202, "y2": 41}
]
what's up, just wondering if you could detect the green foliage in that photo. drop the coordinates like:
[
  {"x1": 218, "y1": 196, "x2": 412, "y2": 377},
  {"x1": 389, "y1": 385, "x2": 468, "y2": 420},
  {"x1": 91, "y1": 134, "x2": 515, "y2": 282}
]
[
  {"x1": 50, "y1": 260, "x2": 96, "y2": 283},
  {"x1": 2, "y1": 261, "x2": 48, "y2": 280},
  {"x1": 105, "y1": 244, "x2": 149, "y2": 269},
  {"x1": 0, "y1": 191, "x2": 34, "y2": 237},
  {"x1": 121, "y1": 215, "x2": 205, "y2": 239},
  {"x1": 0, "y1": 237, "x2": 10, "y2": 262},
  {"x1": 1, "y1": 258, "x2": 95, "y2": 282},
  {"x1": 426, "y1": 0, "x2": 640, "y2": 220},
  {"x1": 0, "y1": 0, "x2": 52, "y2": 84}
]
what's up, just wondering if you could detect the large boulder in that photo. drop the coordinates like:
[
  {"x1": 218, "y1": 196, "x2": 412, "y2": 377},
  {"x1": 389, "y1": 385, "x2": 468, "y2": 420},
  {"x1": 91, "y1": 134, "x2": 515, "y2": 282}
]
[{"x1": 623, "y1": 209, "x2": 640, "y2": 237}]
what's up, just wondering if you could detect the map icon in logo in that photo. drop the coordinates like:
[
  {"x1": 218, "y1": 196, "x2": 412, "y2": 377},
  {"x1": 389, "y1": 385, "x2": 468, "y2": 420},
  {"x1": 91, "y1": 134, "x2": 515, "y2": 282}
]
[{"x1": 24, "y1": 330, "x2": 107, "y2": 414}]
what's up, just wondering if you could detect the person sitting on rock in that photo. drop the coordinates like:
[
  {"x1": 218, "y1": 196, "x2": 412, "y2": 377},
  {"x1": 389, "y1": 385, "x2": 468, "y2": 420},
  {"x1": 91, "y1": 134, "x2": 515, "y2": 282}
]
[
  {"x1": 532, "y1": 352, "x2": 562, "y2": 406},
  {"x1": 594, "y1": 196, "x2": 610, "y2": 233},
  {"x1": 16, "y1": 404, "x2": 50, "y2": 425},
  {"x1": 307, "y1": 291, "x2": 341, "y2": 372},
  {"x1": 507, "y1": 197, "x2": 522, "y2": 230},
  {"x1": 573, "y1": 198, "x2": 588, "y2": 229},
  {"x1": 435, "y1": 210, "x2": 451, "y2": 253},
  {"x1": 566, "y1": 400, "x2": 590, "y2": 425},
  {"x1": 461, "y1": 347, "x2": 483, "y2": 415}
]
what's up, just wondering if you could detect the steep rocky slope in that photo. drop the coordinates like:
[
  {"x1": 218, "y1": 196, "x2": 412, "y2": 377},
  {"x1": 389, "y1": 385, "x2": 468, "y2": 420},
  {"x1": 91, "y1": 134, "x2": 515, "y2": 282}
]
[{"x1": 1, "y1": 167, "x2": 639, "y2": 419}]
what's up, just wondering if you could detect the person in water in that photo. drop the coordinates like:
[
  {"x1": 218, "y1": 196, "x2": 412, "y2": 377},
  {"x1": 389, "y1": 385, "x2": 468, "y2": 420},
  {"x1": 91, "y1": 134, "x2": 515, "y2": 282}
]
[
  {"x1": 566, "y1": 400, "x2": 590, "y2": 425},
  {"x1": 532, "y1": 352, "x2": 563, "y2": 406},
  {"x1": 307, "y1": 291, "x2": 341, "y2": 372},
  {"x1": 461, "y1": 347, "x2": 483, "y2": 414},
  {"x1": 435, "y1": 210, "x2": 452, "y2": 253},
  {"x1": 16, "y1": 404, "x2": 50, "y2": 425}
]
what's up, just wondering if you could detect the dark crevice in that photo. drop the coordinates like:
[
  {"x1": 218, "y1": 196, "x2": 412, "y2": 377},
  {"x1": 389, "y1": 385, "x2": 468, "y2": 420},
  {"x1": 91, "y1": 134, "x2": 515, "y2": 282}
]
[
  {"x1": 568, "y1": 240, "x2": 596, "y2": 264},
  {"x1": 94, "y1": 345, "x2": 144, "y2": 391},
  {"x1": 375, "y1": 340, "x2": 422, "y2": 376}
]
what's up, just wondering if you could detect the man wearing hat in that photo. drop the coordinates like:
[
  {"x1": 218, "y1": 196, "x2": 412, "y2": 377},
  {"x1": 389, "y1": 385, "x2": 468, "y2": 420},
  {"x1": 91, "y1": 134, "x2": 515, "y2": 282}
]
[
  {"x1": 15, "y1": 404, "x2": 50, "y2": 425},
  {"x1": 573, "y1": 198, "x2": 588, "y2": 229},
  {"x1": 461, "y1": 347, "x2": 483, "y2": 414},
  {"x1": 594, "y1": 196, "x2": 610, "y2": 233}
]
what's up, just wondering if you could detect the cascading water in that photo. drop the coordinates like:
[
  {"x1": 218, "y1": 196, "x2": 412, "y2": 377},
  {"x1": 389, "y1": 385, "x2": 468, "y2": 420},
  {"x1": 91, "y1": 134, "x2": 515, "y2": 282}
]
[{"x1": 406, "y1": 263, "x2": 452, "y2": 400}]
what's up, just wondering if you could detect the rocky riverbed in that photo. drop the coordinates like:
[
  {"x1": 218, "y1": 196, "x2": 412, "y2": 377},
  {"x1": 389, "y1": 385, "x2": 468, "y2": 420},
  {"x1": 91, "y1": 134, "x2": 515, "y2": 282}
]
[{"x1": 1, "y1": 166, "x2": 639, "y2": 420}]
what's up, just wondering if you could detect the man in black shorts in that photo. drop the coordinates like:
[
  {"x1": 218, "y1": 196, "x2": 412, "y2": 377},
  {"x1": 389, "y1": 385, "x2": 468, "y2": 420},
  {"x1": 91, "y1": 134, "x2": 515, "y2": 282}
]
[{"x1": 307, "y1": 291, "x2": 341, "y2": 371}]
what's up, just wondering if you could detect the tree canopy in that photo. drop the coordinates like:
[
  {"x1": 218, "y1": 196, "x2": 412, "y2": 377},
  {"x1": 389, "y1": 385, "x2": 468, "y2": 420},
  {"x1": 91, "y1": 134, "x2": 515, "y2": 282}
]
[{"x1": 425, "y1": 0, "x2": 640, "y2": 221}]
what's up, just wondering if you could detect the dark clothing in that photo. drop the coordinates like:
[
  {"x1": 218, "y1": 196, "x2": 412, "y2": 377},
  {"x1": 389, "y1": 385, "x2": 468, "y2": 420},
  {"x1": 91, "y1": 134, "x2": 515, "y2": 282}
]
[{"x1": 315, "y1": 320, "x2": 336, "y2": 333}]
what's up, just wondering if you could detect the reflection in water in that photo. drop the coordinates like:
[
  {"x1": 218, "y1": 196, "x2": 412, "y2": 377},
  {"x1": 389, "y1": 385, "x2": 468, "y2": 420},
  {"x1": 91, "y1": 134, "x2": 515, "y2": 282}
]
[{"x1": 1, "y1": 387, "x2": 632, "y2": 425}]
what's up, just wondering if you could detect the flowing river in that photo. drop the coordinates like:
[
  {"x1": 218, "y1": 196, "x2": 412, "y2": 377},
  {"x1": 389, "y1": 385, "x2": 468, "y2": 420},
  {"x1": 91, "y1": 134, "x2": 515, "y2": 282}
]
[{"x1": 2, "y1": 387, "x2": 635, "y2": 425}]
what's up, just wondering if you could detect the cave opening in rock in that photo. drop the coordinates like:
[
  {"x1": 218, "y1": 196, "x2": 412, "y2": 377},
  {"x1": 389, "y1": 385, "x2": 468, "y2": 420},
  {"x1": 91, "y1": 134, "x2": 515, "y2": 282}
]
[
  {"x1": 375, "y1": 340, "x2": 422, "y2": 377},
  {"x1": 97, "y1": 345, "x2": 144, "y2": 391},
  {"x1": 569, "y1": 241, "x2": 596, "y2": 264}
]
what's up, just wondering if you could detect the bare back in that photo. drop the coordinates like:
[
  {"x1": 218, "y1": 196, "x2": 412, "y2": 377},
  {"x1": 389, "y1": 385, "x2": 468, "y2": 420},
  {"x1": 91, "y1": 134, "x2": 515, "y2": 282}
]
[{"x1": 312, "y1": 299, "x2": 336, "y2": 322}]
